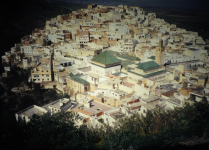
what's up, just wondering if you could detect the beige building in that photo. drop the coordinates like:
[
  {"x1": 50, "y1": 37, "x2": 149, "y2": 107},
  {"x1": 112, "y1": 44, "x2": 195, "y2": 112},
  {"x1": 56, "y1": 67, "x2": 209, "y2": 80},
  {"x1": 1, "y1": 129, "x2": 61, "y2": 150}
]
[
  {"x1": 77, "y1": 46, "x2": 102, "y2": 56},
  {"x1": 198, "y1": 75, "x2": 208, "y2": 87},
  {"x1": 75, "y1": 31, "x2": 90, "y2": 45},
  {"x1": 67, "y1": 73, "x2": 90, "y2": 97},
  {"x1": 31, "y1": 63, "x2": 52, "y2": 83}
]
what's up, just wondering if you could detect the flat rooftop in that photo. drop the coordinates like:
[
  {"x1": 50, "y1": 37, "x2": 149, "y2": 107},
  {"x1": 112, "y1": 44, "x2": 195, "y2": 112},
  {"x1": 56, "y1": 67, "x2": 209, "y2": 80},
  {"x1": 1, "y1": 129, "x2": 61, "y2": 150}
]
[
  {"x1": 82, "y1": 100, "x2": 113, "y2": 115},
  {"x1": 65, "y1": 66, "x2": 77, "y2": 74},
  {"x1": 54, "y1": 71, "x2": 69, "y2": 76},
  {"x1": 110, "y1": 89, "x2": 128, "y2": 95},
  {"x1": 142, "y1": 95, "x2": 159, "y2": 103},
  {"x1": 54, "y1": 57, "x2": 72, "y2": 64},
  {"x1": 110, "y1": 111, "x2": 126, "y2": 120},
  {"x1": 167, "y1": 98, "x2": 181, "y2": 106},
  {"x1": 43, "y1": 98, "x2": 70, "y2": 110},
  {"x1": 19, "y1": 105, "x2": 46, "y2": 118}
]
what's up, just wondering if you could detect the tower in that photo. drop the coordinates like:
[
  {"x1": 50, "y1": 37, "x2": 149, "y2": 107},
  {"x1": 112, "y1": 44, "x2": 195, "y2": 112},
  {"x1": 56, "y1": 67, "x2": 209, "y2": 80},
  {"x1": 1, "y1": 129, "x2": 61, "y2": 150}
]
[{"x1": 155, "y1": 39, "x2": 165, "y2": 65}]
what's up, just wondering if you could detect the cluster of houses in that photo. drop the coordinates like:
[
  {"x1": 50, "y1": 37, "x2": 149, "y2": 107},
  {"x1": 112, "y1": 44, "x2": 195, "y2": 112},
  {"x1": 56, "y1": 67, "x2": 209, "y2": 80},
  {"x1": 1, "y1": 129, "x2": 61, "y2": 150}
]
[{"x1": 2, "y1": 4, "x2": 209, "y2": 127}]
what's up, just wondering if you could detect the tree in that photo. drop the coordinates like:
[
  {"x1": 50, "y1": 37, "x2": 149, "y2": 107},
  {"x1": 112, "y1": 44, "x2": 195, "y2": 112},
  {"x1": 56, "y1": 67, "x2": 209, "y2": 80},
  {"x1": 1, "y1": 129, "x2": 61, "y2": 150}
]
[
  {"x1": 201, "y1": 96, "x2": 208, "y2": 104},
  {"x1": 17, "y1": 111, "x2": 98, "y2": 149},
  {"x1": 19, "y1": 94, "x2": 36, "y2": 110},
  {"x1": 46, "y1": 40, "x2": 52, "y2": 46},
  {"x1": 43, "y1": 89, "x2": 57, "y2": 98}
]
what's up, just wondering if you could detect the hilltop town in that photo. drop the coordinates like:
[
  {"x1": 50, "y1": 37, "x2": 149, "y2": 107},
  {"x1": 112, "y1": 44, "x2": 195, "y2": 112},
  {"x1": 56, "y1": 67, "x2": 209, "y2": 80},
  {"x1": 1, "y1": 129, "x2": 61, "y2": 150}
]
[{"x1": 2, "y1": 4, "x2": 209, "y2": 127}]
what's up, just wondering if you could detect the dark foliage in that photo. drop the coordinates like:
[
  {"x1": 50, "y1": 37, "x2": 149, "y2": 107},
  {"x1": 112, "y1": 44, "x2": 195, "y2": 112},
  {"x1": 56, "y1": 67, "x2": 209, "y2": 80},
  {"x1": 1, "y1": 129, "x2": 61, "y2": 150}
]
[{"x1": 1, "y1": 102, "x2": 209, "y2": 149}]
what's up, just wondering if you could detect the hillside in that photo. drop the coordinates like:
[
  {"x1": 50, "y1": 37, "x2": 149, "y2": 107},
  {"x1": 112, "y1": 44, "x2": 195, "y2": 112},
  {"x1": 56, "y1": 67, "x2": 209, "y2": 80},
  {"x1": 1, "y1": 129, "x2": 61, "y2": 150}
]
[{"x1": 0, "y1": 0, "x2": 86, "y2": 73}]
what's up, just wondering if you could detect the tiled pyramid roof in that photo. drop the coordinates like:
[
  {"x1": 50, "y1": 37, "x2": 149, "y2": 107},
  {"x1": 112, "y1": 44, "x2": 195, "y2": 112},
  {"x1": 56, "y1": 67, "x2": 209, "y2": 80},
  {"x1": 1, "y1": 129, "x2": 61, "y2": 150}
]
[
  {"x1": 69, "y1": 73, "x2": 89, "y2": 86},
  {"x1": 149, "y1": 56, "x2": 155, "y2": 60},
  {"x1": 91, "y1": 51, "x2": 121, "y2": 65},
  {"x1": 71, "y1": 76, "x2": 89, "y2": 86},
  {"x1": 136, "y1": 61, "x2": 159, "y2": 70}
]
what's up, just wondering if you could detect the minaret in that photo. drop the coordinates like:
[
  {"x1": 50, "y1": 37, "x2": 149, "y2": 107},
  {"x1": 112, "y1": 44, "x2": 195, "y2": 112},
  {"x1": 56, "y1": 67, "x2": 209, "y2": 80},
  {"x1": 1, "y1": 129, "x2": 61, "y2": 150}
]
[{"x1": 155, "y1": 39, "x2": 165, "y2": 65}]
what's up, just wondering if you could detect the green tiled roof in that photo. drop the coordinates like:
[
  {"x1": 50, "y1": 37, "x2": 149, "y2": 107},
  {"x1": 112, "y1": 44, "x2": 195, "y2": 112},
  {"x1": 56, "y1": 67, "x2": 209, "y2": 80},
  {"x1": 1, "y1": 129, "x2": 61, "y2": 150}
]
[
  {"x1": 71, "y1": 76, "x2": 89, "y2": 86},
  {"x1": 91, "y1": 51, "x2": 121, "y2": 65},
  {"x1": 128, "y1": 69, "x2": 166, "y2": 78},
  {"x1": 69, "y1": 73, "x2": 74, "y2": 77},
  {"x1": 69, "y1": 73, "x2": 82, "y2": 77},
  {"x1": 69, "y1": 73, "x2": 89, "y2": 85},
  {"x1": 75, "y1": 73, "x2": 82, "y2": 77},
  {"x1": 136, "y1": 61, "x2": 159, "y2": 70},
  {"x1": 149, "y1": 56, "x2": 155, "y2": 60},
  {"x1": 112, "y1": 72, "x2": 128, "y2": 76},
  {"x1": 91, "y1": 62, "x2": 121, "y2": 68}
]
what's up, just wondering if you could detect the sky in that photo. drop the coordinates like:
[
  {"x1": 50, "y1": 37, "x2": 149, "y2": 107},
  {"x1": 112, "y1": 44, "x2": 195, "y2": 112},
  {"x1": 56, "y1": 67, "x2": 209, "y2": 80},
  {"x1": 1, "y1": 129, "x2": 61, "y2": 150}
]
[{"x1": 57, "y1": 0, "x2": 207, "y2": 9}]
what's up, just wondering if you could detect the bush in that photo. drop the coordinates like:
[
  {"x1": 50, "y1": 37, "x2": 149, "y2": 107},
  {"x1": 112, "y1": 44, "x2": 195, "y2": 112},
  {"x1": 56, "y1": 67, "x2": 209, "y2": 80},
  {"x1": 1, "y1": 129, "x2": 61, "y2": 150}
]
[
  {"x1": 19, "y1": 95, "x2": 36, "y2": 110},
  {"x1": 100, "y1": 102, "x2": 209, "y2": 149},
  {"x1": 15, "y1": 111, "x2": 98, "y2": 149},
  {"x1": 43, "y1": 89, "x2": 57, "y2": 99},
  {"x1": 2, "y1": 101, "x2": 209, "y2": 149}
]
